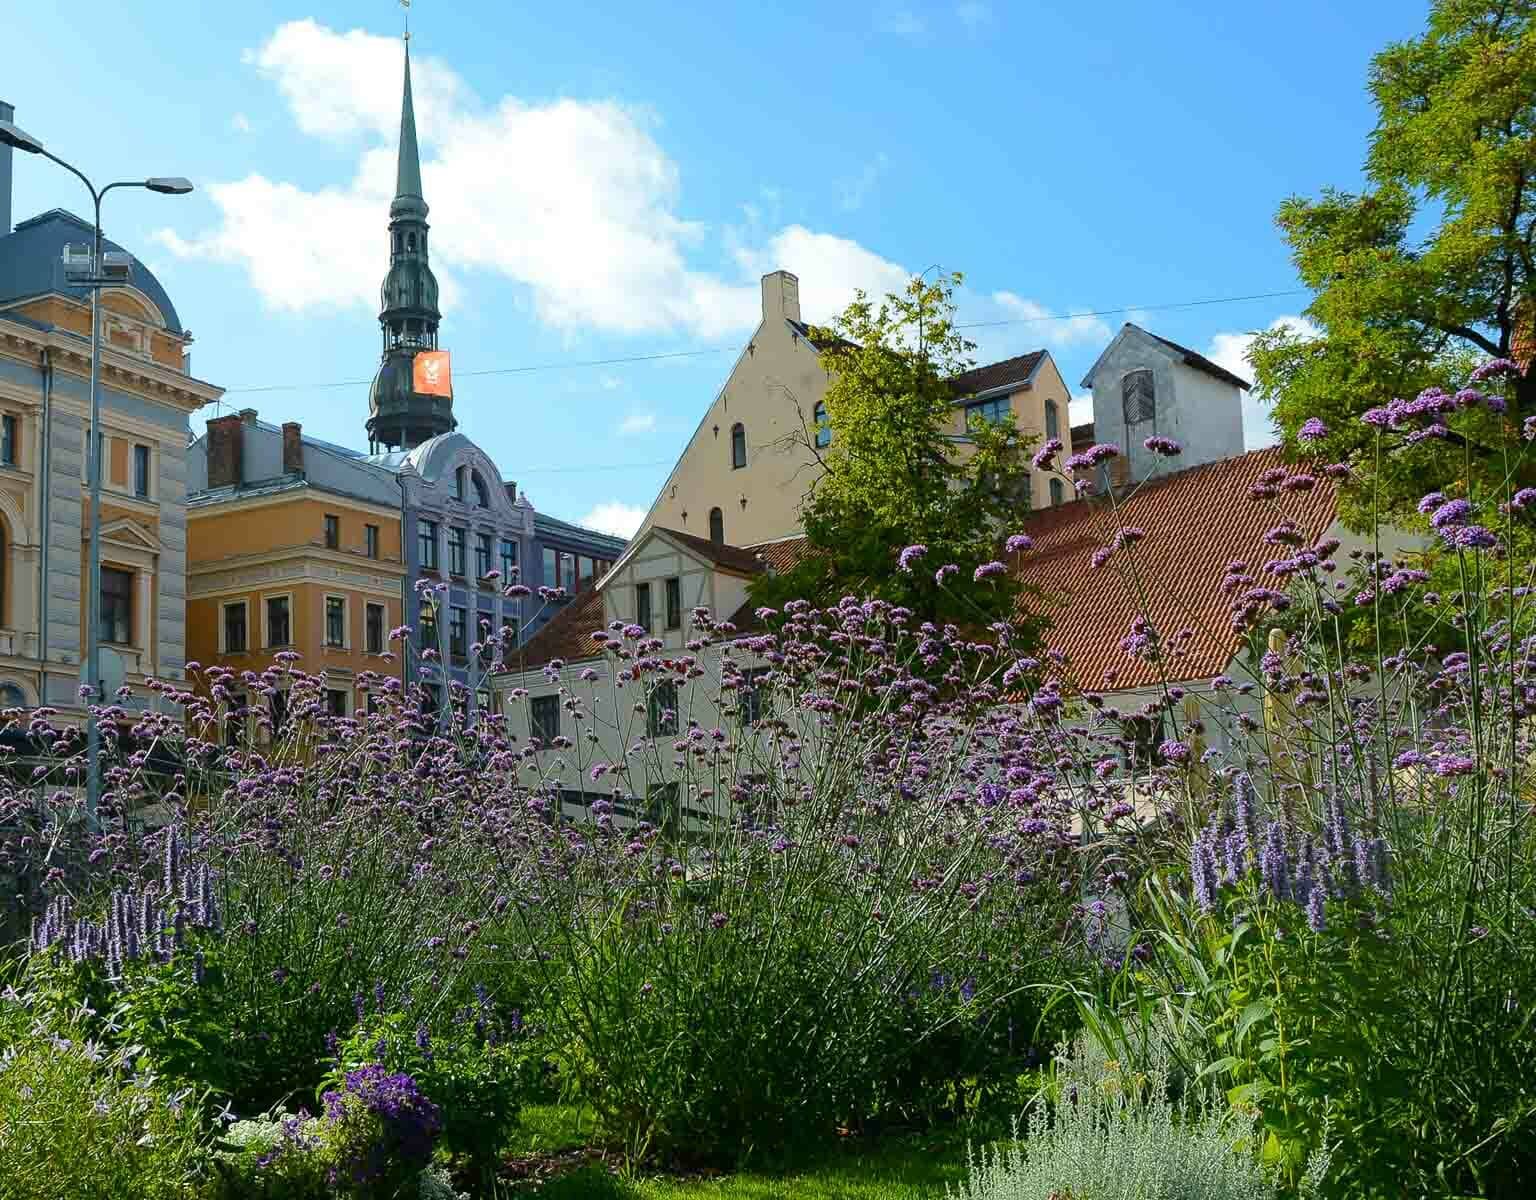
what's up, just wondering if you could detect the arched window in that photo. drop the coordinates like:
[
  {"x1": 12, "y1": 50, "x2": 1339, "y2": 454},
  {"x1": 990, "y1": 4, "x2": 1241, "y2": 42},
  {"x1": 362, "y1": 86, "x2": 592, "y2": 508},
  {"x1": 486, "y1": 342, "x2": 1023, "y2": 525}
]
[
  {"x1": 1050, "y1": 477, "x2": 1065, "y2": 507},
  {"x1": 0, "y1": 682, "x2": 23, "y2": 709},
  {"x1": 1045, "y1": 399, "x2": 1059, "y2": 440},
  {"x1": 471, "y1": 471, "x2": 490, "y2": 508},
  {"x1": 454, "y1": 466, "x2": 467, "y2": 502},
  {"x1": 407, "y1": 232, "x2": 416, "y2": 252},
  {"x1": 730, "y1": 423, "x2": 747, "y2": 470},
  {"x1": 1122, "y1": 369, "x2": 1155, "y2": 426},
  {"x1": 708, "y1": 506, "x2": 724, "y2": 545},
  {"x1": 813, "y1": 402, "x2": 831, "y2": 448}
]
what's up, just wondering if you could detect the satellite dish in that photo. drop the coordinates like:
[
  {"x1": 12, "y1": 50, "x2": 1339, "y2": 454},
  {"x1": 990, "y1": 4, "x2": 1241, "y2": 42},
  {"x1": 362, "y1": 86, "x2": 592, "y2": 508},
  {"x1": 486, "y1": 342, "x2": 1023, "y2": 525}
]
[{"x1": 79, "y1": 648, "x2": 128, "y2": 701}]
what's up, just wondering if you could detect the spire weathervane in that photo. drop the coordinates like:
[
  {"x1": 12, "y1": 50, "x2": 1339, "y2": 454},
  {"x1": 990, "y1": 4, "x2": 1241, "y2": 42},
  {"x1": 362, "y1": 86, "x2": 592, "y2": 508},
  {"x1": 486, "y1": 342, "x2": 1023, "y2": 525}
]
[{"x1": 401, "y1": 0, "x2": 410, "y2": 42}]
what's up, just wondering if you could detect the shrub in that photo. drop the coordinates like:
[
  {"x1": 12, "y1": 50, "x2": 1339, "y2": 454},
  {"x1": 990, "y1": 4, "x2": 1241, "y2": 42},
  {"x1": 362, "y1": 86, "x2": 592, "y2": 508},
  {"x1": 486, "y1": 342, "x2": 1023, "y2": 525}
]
[
  {"x1": 951, "y1": 1033, "x2": 1320, "y2": 1200},
  {"x1": 0, "y1": 997, "x2": 210, "y2": 1200}
]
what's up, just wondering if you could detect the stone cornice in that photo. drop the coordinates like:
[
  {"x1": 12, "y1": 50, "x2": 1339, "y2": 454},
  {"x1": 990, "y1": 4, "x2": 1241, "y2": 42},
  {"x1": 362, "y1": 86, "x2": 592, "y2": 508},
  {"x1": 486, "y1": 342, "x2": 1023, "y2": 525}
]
[
  {"x1": 0, "y1": 318, "x2": 223, "y2": 413},
  {"x1": 189, "y1": 544, "x2": 407, "y2": 599}
]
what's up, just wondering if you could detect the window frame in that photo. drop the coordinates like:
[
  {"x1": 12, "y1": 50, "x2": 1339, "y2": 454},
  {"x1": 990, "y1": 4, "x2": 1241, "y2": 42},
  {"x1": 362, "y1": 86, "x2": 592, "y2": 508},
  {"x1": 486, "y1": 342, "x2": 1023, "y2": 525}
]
[
  {"x1": 529, "y1": 694, "x2": 560, "y2": 744},
  {"x1": 500, "y1": 537, "x2": 517, "y2": 581},
  {"x1": 324, "y1": 689, "x2": 348, "y2": 719},
  {"x1": 418, "y1": 520, "x2": 440, "y2": 571},
  {"x1": 965, "y1": 395, "x2": 1011, "y2": 427},
  {"x1": 665, "y1": 576, "x2": 682, "y2": 630},
  {"x1": 635, "y1": 581, "x2": 652, "y2": 633},
  {"x1": 475, "y1": 531, "x2": 494, "y2": 578},
  {"x1": 813, "y1": 402, "x2": 831, "y2": 448},
  {"x1": 0, "y1": 413, "x2": 17, "y2": 466},
  {"x1": 449, "y1": 604, "x2": 468, "y2": 659},
  {"x1": 647, "y1": 679, "x2": 679, "y2": 737},
  {"x1": 264, "y1": 592, "x2": 293, "y2": 648},
  {"x1": 739, "y1": 666, "x2": 771, "y2": 725},
  {"x1": 132, "y1": 442, "x2": 151, "y2": 498},
  {"x1": 471, "y1": 471, "x2": 489, "y2": 508},
  {"x1": 323, "y1": 513, "x2": 340, "y2": 550},
  {"x1": 365, "y1": 601, "x2": 386, "y2": 654},
  {"x1": 99, "y1": 566, "x2": 133, "y2": 646},
  {"x1": 323, "y1": 593, "x2": 348, "y2": 649},
  {"x1": 708, "y1": 507, "x2": 724, "y2": 545},
  {"x1": 1045, "y1": 399, "x2": 1060, "y2": 441},
  {"x1": 730, "y1": 422, "x2": 747, "y2": 469},
  {"x1": 542, "y1": 546, "x2": 558, "y2": 589},
  {"x1": 500, "y1": 615, "x2": 519, "y2": 663},
  {"x1": 447, "y1": 526, "x2": 468, "y2": 577},
  {"x1": 365, "y1": 523, "x2": 380, "y2": 560},
  {"x1": 220, "y1": 599, "x2": 249, "y2": 654},
  {"x1": 1050, "y1": 477, "x2": 1066, "y2": 507}
]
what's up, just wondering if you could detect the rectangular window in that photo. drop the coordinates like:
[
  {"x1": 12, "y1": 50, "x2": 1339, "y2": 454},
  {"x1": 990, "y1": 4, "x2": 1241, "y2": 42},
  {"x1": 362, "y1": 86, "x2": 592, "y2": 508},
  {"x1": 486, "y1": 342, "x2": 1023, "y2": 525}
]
[
  {"x1": 739, "y1": 667, "x2": 771, "y2": 724},
  {"x1": 365, "y1": 602, "x2": 385, "y2": 654},
  {"x1": 560, "y1": 551, "x2": 574, "y2": 590},
  {"x1": 100, "y1": 567, "x2": 132, "y2": 645},
  {"x1": 323, "y1": 514, "x2": 340, "y2": 549},
  {"x1": 325, "y1": 689, "x2": 347, "y2": 719},
  {"x1": 364, "y1": 524, "x2": 380, "y2": 560},
  {"x1": 647, "y1": 680, "x2": 678, "y2": 737},
  {"x1": 1050, "y1": 477, "x2": 1065, "y2": 507},
  {"x1": 543, "y1": 546, "x2": 558, "y2": 588},
  {"x1": 577, "y1": 556, "x2": 595, "y2": 591},
  {"x1": 222, "y1": 601, "x2": 247, "y2": 654},
  {"x1": 419, "y1": 600, "x2": 438, "y2": 649},
  {"x1": 325, "y1": 596, "x2": 346, "y2": 647},
  {"x1": 449, "y1": 605, "x2": 468, "y2": 658},
  {"x1": 965, "y1": 395, "x2": 1011, "y2": 426},
  {"x1": 475, "y1": 531, "x2": 493, "y2": 578},
  {"x1": 500, "y1": 615, "x2": 519, "y2": 663},
  {"x1": 636, "y1": 582, "x2": 652, "y2": 633},
  {"x1": 500, "y1": 538, "x2": 517, "y2": 581},
  {"x1": 266, "y1": 595, "x2": 291, "y2": 647},
  {"x1": 530, "y1": 694, "x2": 560, "y2": 744},
  {"x1": 475, "y1": 689, "x2": 493, "y2": 716},
  {"x1": 0, "y1": 414, "x2": 16, "y2": 466},
  {"x1": 665, "y1": 577, "x2": 681, "y2": 630},
  {"x1": 418, "y1": 520, "x2": 439, "y2": 570},
  {"x1": 448, "y1": 526, "x2": 467, "y2": 576},
  {"x1": 269, "y1": 689, "x2": 289, "y2": 734},
  {"x1": 454, "y1": 466, "x2": 467, "y2": 502},
  {"x1": 133, "y1": 444, "x2": 150, "y2": 498}
]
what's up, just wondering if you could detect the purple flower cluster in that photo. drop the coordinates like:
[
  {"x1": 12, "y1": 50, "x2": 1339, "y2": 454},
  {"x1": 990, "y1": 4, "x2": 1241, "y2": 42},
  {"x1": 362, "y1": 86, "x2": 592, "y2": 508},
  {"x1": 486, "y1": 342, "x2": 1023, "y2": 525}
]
[{"x1": 321, "y1": 1064, "x2": 443, "y2": 1184}]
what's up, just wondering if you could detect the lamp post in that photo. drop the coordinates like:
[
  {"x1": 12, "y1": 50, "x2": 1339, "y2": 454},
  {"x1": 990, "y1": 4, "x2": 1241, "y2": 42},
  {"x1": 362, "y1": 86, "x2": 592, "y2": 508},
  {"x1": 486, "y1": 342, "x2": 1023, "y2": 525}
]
[{"x1": 0, "y1": 117, "x2": 191, "y2": 820}]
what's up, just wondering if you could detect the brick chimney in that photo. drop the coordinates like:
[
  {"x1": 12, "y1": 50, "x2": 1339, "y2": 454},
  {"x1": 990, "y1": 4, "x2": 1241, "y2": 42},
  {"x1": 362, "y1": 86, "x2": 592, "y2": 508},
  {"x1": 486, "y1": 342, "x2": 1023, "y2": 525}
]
[
  {"x1": 761, "y1": 270, "x2": 801, "y2": 324},
  {"x1": 282, "y1": 421, "x2": 304, "y2": 476},
  {"x1": 205, "y1": 414, "x2": 244, "y2": 489}
]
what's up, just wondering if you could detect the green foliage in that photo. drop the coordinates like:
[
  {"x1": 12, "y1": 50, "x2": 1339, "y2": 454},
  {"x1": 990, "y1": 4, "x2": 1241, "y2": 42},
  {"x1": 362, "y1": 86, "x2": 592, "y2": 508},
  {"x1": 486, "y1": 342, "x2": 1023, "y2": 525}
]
[
  {"x1": 752, "y1": 272, "x2": 1043, "y2": 635},
  {"x1": 949, "y1": 1032, "x2": 1311, "y2": 1200},
  {"x1": 1250, "y1": 0, "x2": 1536, "y2": 522},
  {"x1": 327, "y1": 1010, "x2": 540, "y2": 1180},
  {"x1": 0, "y1": 1000, "x2": 211, "y2": 1200}
]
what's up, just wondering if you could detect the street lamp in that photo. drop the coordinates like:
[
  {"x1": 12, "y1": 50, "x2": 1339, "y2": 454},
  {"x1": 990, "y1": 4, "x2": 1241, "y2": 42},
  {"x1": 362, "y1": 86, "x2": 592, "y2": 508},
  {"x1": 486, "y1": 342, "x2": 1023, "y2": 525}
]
[{"x1": 0, "y1": 117, "x2": 193, "y2": 821}]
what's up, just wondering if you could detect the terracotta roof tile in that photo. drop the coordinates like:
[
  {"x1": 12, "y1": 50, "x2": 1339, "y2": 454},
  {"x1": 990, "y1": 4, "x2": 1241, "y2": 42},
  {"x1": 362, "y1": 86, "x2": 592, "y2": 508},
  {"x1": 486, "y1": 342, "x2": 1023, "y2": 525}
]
[
  {"x1": 950, "y1": 351, "x2": 1046, "y2": 398},
  {"x1": 654, "y1": 527, "x2": 764, "y2": 575},
  {"x1": 510, "y1": 586, "x2": 605, "y2": 670},
  {"x1": 747, "y1": 535, "x2": 814, "y2": 575},
  {"x1": 1012, "y1": 447, "x2": 1336, "y2": 690}
]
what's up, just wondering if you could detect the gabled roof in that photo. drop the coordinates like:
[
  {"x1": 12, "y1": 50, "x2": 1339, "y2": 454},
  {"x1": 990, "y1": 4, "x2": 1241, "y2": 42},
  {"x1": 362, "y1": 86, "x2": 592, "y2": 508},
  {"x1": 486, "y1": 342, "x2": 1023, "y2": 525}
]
[
  {"x1": 653, "y1": 527, "x2": 764, "y2": 576},
  {"x1": 1011, "y1": 447, "x2": 1335, "y2": 690},
  {"x1": 950, "y1": 350, "x2": 1047, "y2": 399},
  {"x1": 1079, "y1": 323, "x2": 1251, "y2": 391}
]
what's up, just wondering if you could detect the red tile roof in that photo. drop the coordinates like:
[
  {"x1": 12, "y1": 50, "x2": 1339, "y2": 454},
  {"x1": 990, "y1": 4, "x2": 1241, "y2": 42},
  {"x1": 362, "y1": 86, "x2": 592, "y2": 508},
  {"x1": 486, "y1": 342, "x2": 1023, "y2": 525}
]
[
  {"x1": 1012, "y1": 447, "x2": 1336, "y2": 690},
  {"x1": 653, "y1": 527, "x2": 764, "y2": 576},
  {"x1": 748, "y1": 535, "x2": 816, "y2": 575},
  {"x1": 507, "y1": 586, "x2": 605, "y2": 670}
]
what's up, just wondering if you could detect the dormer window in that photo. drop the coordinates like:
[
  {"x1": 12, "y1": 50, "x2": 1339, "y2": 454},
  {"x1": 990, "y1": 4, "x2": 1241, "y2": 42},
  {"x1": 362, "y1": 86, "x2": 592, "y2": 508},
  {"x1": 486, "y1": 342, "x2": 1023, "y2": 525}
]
[
  {"x1": 731, "y1": 423, "x2": 747, "y2": 469},
  {"x1": 1122, "y1": 370, "x2": 1155, "y2": 425},
  {"x1": 472, "y1": 471, "x2": 489, "y2": 508}
]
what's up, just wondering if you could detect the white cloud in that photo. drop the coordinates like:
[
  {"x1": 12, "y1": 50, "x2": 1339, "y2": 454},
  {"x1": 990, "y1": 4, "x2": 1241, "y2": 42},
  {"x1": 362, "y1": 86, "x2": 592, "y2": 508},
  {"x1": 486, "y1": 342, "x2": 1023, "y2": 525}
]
[
  {"x1": 876, "y1": 9, "x2": 926, "y2": 35},
  {"x1": 580, "y1": 501, "x2": 647, "y2": 538},
  {"x1": 1204, "y1": 315, "x2": 1321, "y2": 450},
  {"x1": 839, "y1": 153, "x2": 889, "y2": 211},
  {"x1": 956, "y1": 2, "x2": 992, "y2": 29},
  {"x1": 230, "y1": 112, "x2": 252, "y2": 134},
  {"x1": 737, "y1": 226, "x2": 910, "y2": 324},
  {"x1": 1069, "y1": 392, "x2": 1094, "y2": 426},
  {"x1": 617, "y1": 411, "x2": 656, "y2": 436},
  {"x1": 990, "y1": 292, "x2": 1113, "y2": 347}
]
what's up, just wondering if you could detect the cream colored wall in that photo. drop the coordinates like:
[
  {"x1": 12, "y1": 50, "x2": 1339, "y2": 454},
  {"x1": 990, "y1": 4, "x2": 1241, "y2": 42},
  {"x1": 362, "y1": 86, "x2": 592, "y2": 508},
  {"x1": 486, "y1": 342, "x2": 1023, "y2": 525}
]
[
  {"x1": 951, "y1": 354, "x2": 1073, "y2": 511},
  {"x1": 636, "y1": 273, "x2": 829, "y2": 549},
  {"x1": 606, "y1": 536, "x2": 753, "y2": 650}
]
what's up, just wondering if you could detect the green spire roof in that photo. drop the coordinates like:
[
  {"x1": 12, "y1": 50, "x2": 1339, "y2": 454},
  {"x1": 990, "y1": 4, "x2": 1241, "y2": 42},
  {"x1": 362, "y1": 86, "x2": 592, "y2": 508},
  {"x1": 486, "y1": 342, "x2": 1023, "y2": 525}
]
[{"x1": 391, "y1": 40, "x2": 427, "y2": 219}]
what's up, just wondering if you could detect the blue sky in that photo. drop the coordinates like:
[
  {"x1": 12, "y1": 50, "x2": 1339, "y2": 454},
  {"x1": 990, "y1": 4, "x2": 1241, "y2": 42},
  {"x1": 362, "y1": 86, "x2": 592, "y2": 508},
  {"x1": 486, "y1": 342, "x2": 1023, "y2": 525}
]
[{"x1": 3, "y1": 1, "x2": 1428, "y2": 534}]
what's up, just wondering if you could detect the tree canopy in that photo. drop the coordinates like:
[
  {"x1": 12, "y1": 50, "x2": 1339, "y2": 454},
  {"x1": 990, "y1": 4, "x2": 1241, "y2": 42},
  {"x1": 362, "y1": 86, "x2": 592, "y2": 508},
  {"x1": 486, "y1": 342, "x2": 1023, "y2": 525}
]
[
  {"x1": 1250, "y1": 0, "x2": 1535, "y2": 524},
  {"x1": 750, "y1": 272, "x2": 1042, "y2": 636}
]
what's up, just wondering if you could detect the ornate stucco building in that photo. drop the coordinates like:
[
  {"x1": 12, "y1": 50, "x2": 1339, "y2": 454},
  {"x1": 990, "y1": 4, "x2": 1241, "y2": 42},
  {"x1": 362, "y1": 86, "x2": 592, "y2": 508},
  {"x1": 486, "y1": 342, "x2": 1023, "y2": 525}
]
[{"x1": 0, "y1": 122, "x2": 223, "y2": 713}]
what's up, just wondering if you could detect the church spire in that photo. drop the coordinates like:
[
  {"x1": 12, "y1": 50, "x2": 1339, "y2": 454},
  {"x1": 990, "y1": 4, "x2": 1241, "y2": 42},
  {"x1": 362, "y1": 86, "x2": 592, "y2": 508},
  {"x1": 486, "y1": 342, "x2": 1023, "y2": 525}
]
[
  {"x1": 392, "y1": 39, "x2": 426, "y2": 219},
  {"x1": 367, "y1": 30, "x2": 454, "y2": 453}
]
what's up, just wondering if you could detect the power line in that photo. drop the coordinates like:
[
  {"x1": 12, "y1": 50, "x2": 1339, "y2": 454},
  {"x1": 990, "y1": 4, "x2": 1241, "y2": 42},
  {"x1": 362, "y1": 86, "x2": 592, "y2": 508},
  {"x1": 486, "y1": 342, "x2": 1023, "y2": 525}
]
[
  {"x1": 518, "y1": 458, "x2": 675, "y2": 475},
  {"x1": 220, "y1": 285, "x2": 1309, "y2": 395}
]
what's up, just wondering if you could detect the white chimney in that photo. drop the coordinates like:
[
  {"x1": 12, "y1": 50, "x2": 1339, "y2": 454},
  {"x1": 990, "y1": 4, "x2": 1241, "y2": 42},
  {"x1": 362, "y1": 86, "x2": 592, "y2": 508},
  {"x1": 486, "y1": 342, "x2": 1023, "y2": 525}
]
[{"x1": 761, "y1": 270, "x2": 801, "y2": 324}]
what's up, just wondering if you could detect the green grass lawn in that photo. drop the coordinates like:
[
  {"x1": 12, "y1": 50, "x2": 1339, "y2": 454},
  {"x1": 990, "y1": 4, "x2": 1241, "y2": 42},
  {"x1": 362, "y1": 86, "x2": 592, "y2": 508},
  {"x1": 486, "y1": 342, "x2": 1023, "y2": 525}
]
[{"x1": 501, "y1": 1105, "x2": 976, "y2": 1199}]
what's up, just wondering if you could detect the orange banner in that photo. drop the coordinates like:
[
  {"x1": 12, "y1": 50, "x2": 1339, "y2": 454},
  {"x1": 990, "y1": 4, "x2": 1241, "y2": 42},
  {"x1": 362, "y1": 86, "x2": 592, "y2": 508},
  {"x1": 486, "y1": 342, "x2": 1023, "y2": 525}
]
[{"x1": 413, "y1": 350, "x2": 452, "y2": 397}]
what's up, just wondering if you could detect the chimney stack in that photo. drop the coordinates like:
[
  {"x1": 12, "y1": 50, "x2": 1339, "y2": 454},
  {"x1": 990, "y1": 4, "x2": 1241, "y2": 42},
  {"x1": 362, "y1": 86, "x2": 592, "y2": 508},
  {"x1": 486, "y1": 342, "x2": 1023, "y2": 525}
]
[
  {"x1": 238, "y1": 407, "x2": 259, "y2": 426},
  {"x1": 0, "y1": 101, "x2": 14, "y2": 238},
  {"x1": 761, "y1": 270, "x2": 801, "y2": 324},
  {"x1": 205, "y1": 414, "x2": 244, "y2": 489},
  {"x1": 281, "y1": 421, "x2": 304, "y2": 476}
]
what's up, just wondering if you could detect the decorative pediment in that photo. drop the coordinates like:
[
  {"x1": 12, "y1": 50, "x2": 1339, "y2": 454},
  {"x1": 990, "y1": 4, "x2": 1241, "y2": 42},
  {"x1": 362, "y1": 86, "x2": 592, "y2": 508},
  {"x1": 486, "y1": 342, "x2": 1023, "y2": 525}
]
[{"x1": 98, "y1": 517, "x2": 162, "y2": 553}]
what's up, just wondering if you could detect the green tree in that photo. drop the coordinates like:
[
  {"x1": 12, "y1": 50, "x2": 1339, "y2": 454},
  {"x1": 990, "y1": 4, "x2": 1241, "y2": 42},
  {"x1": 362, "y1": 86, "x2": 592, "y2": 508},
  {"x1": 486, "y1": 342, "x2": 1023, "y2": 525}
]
[
  {"x1": 751, "y1": 272, "x2": 1042, "y2": 634},
  {"x1": 1250, "y1": 0, "x2": 1535, "y2": 524}
]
